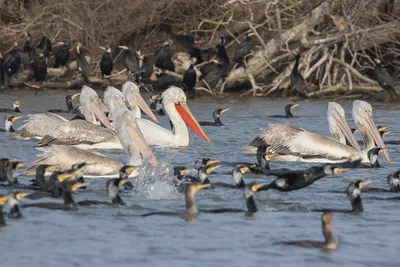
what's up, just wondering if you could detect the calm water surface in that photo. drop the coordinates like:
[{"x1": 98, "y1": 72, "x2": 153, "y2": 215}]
[{"x1": 1, "y1": 90, "x2": 400, "y2": 267}]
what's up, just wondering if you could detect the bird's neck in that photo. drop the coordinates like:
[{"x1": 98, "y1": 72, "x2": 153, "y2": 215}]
[
  {"x1": 164, "y1": 100, "x2": 189, "y2": 146},
  {"x1": 4, "y1": 120, "x2": 13, "y2": 132},
  {"x1": 369, "y1": 153, "x2": 380, "y2": 167},
  {"x1": 185, "y1": 192, "x2": 197, "y2": 213},
  {"x1": 213, "y1": 114, "x2": 223, "y2": 125},
  {"x1": 63, "y1": 191, "x2": 77, "y2": 208},
  {"x1": 131, "y1": 105, "x2": 141, "y2": 118},
  {"x1": 322, "y1": 223, "x2": 337, "y2": 249},
  {"x1": 0, "y1": 208, "x2": 5, "y2": 226},
  {"x1": 285, "y1": 107, "x2": 293, "y2": 117},
  {"x1": 6, "y1": 168, "x2": 17, "y2": 185},
  {"x1": 8, "y1": 199, "x2": 22, "y2": 218},
  {"x1": 351, "y1": 195, "x2": 363, "y2": 213},
  {"x1": 111, "y1": 194, "x2": 126, "y2": 206},
  {"x1": 66, "y1": 99, "x2": 74, "y2": 112},
  {"x1": 13, "y1": 106, "x2": 20, "y2": 112},
  {"x1": 246, "y1": 196, "x2": 257, "y2": 213},
  {"x1": 293, "y1": 56, "x2": 300, "y2": 72}
]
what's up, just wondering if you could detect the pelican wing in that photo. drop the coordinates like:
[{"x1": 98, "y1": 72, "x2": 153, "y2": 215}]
[
  {"x1": 136, "y1": 118, "x2": 174, "y2": 146},
  {"x1": 24, "y1": 146, "x2": 123, "y2": 176},
  {"x1": 36, "y1": 120, "x2": 117, "y2": 146},
  {"x1": 249, "y1": 123, "x2": 304, "y2": 147},
  {"x1": 10, "y1": 113, "x2": 66, "y2": 140}
]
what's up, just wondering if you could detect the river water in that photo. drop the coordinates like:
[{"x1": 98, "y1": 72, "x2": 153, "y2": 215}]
[{"x1": 0, "y1": 90, "x2": 400, "y2": 267}]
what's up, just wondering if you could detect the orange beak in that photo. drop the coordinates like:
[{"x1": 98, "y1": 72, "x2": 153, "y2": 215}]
[{"x1": 175, "y1": 101, "x2": 210, "y2": 142}]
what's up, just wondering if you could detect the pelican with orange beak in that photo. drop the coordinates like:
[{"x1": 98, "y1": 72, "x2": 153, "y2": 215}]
[{"x1": 135, "y1": 86, "x2": 210, "y2": 147}]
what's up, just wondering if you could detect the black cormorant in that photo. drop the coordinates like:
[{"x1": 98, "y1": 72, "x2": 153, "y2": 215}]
[
  {"x1": 244, "y1": 145, "x2": 272, "y2": 174},
  {"x1": 268, "y1": 104, "x2": 300, "y2": 118},
  {"x1": 37, "y1": 36, "x2": 52, "y2": 57},
  {"x1": 6, "y1": 191, "x2": 32, "y2": 218},
  {"x1": 290, "y1": 54, "x2": 308, "y2": 98},
  {"x1": 55, "y1": 41, "x2": 70, "y2": 67},
  {"x1": 212, "y1": 165, "x2": 249, "y2": 189},
  {"x1": 276, "y1": 212, "x2": 338, "y2": 251},
  {"x1": 373, "y1": 58, "x2": 398, "y2": 99},
  {"x1": 100, "y1": 46, "x2": 113, "y2": 77},
  {"x1": 199, "y1": 108, "x2": 229, "y2": 126},
  {"x1": 0, "y1": 195, "x2": 8, "y2": 227},
  {"x1": 0, "y1": 99, "x2": 21, "y2": 113},
  {"x1": 32, "y1": 52, "x2": 47, "y2": 82},
  {"x1": 138, "y1": 54, "x2": 153, "y2": 84},
  {"x1": 362, "y1": 170, "x2": 400, "y2": 193},
  {"x1": 183, "y1": 57, "x2": 197, "y2": 98},
  {"x1": 194, "y1": 158, "x2": 219, "y2": 169},
  {"x1": 75, "y1": 42, "x2": 90, "y2": 83},
  {"x1": 118, "y1": 45, "x2": 139, "y2": 78},
  {"x1": 216, "y1": 37, "x2": 231, "y2": 77},
  {"x1": 155, "y1": 40, "x2": 175, "y2": 71},
  {"x1": 47, "y1": 93, "x2": 80, "y2": 113},
  {"x1": 0, "y1": 53, "x2": 8, "y2": 90},
  {"x1": 0, "y1": 159, "x2": 23, "y2": 185},
  {"x1": 233, "y1": 31, "x2": 254, "y2": 67},
  {"x1": 0, "y1": 115, "x2": 22, "y2": 132},
  {"x1": 4, "y1": 42, "x2": 21, "y2": 76},
  {"x1": 200, "y1": 58, "x2": 223, "y2": 89},
  {"x1": 23, "y1": 32, "x2": 34, "y2": 62}
]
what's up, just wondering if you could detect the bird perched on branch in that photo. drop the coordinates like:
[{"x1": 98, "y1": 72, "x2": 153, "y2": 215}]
[
  {"x1": 0, "y1": 53, "x2": 8, "y2": 90},
  {"x1": 138, "y1": 54, "x2": 153, "y2": 84},
  {"x1": 37, "y1": 36, "x2": 52, "y2": 58},
  {"x1": 32, "y1": 52, "x2": 47, "y2": 82},
  {"x1": 155, "y1": 40, "x2": 175, "y2": 72},
  {"x1": 233, "y1": 31, "x2": 255, "y2": 67},
  {"x1": 4, "y1": 42, "x2": 21, "y2": 77},
  {"x1": 55, "y1": 41, "x2": 70, "y2": 68},
  {"x1": 183, "y1": 58, "x2": 197, "y2": 99},
  {"x1": 373, "y1": 58, "x2": 398, "y2": 100},
  {"x1": 75, "y1": 42, "x2": 90, "y2": 83},
  {"x1": 100, "y1": 46, "x2": 113, "y2": 78},
  {"x1": 290, "y1": 53, "x2": 308, "y2": 98},
  {"x1": 119, "y1": 45, "x2": 139, "y2": 80}
]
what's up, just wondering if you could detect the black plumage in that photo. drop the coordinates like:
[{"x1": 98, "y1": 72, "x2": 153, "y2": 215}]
[
  {"x1": 55, "y1": 41, "x2": 70, "y2": 67},
  {"x1": 23, "y1": 32, "x2": 34, "y2": 62},
  {"x1": 119, "y1": 45, "x2": 139, "y2": 76},
  {"x1": 4, "y1": 44, "x2": 21, "y2": 76},
  {"x1": 233, "y1": 31, "x2": 254, "y2": 66},
  {"x1": 37, "y1": 36, "x2": 52, "y2": 57},
  {"x1": 0, "y1": 53, "x2": 8, "y2": 90},
  {"x1": 75, "y1": 43, "x2": 90, "y2": 83},
  {"x1": 200, "y1": 58, "x2": 223, "y2": 89},
  {"x1": 183, "y1": 58, "x2": 197, "y2": 98},
  {"x1": 268, "y1": 104, "x2": 299, "y2": 118},
  {"x1": 290, "y1": 54, "x2": 308, "y2": 98},
  {"x1": 32, "y1": 53, "x2": 47, "y2": 82},
  {"x1": 155, "y1": 41, "x2": 175, "y2": 71},
  {"x1": 0, "y1": 115, "x2": 21, "y2": 132},
  {"x1": 374, "y1": 58, "x2": 398, "y2": 99},
  {"x1": 138, "y1": 55, "x2": 153, "y2": 84},
  {"x1": 199, "y1": 108, "x2": 229, "y2": 126},
  {"x1": 100, "y1": 46, "x2": 113, "y2": 77}
]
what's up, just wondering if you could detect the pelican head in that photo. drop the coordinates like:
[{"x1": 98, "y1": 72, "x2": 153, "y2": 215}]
[
  {"x1": 104, "y1": 86, "x2": 126, "y2": 116},
  {"x1": 352, "y1": 100, "x2": 389, "y2": 163},
  {"x1": 122, "y1": 81, "x2": 159, "y2": 124},
  {"x1": 79, "y1": 86, "x2": 112, "y2": 129},
  {"x1": 113, "y1": 108, "x2": 158, "y2": 167},
  {"x1": 328, "y1": 102, "x2": 360, "y2": 151},
  {"x1": 162, "y1": 86, "x2": 210, "y2": 142}
]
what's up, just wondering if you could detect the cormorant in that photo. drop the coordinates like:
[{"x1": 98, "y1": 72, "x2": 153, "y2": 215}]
[
  {"x1": 183, "y1": 57, "x2": 197, "y2": 98},
  {"x1": 0, "y1": 115, "x2": 22, "y2": 132},
  {"x1": 194, "y1": 158, "x2": 219, "y2": 169},
  {"x1": 366, "y1": 147, "x2": 386, "y2": 168},
  {"x1": 32, "y1": 52, "x2": 47, "y2": 82},
  {"x1": 6, "y1": 191, "x2": 32, "y2": 218},
  {"x1": 212, "y1": 165, "x2": 249, "y2": 189},
  {"x1": 0, "y1": 53, "x2": 8, "y2": 90},
  {"x1": 23, "y1": 32, "x2": 34, "y2": 62},
  {"x1": 290, "y1": 54, "x2": 308, "y2": 98},
  {"x1": 155, "y1": 40, "x2": 175, "y2": 71},
  {"x1": 268, "y1": 104, "x2": 300, "y2": 118},
  {"x1": 0, "y1": 99, "x2": 21, "y2": 112},
  {"x1": 244, "y1": 145, "x2": 272, "y2": 174},
  {"x1": 276, "y1": 212, "x2": 338, "y2": 252},
  {"x1": 55, "y1": 41, "x2": 70, "y2": 67},
  {"x1": 171, "y1": 34, "x2": 211, "y2": 64},
  {"x1": 0, "y1": 159, "x2": 23, "y2": 185},
  {"x1": 149, "y1": 95, "x2": 165, "y2": 115},
  {"x1": 362, "y1": 170, "x2": 400, "y2": 193},
  {"x1": 37, "y1": 36, "x2": 52, "y2": 57},
  {"x1": 200, "y1": 58, "x2": 223, "y2": 89},
  {"x1": 47, "y1": 93, "x2": 80, "y2": 113},
  {"x1": 179, "y1": 164, "x2": 221, "y2": 186},
  {"x1": 374, "y1": 58, "x2": 398, "y2": 99},
  {"x1": 233, "y1": 31, "x2": 254, "y2": 67},
  {"x1": 118, "y1": 45, "x2": 139, "y2": 78},
  {"x1": 138, "y1": 54, "x2": 153, "y2": 84},
  {"x1": 314, "y1": 178, "x2": 371, "y2": 214},
  {"x1": 100, "y1": 46, "x2": 113, "y2": 77},
  {"x1": 199, "y1": 108, "x2": 229, "y2": 126},
  {"x1": 75, "y1": 42, "x2": 90, "y2": 83},
  {"x1": 216, "y1": 37, "x2": 231, "y2": 77},
  {"x1": 141, "y1": 183, "x2": 211, "y2": 219},
  {"x1": 0, "y1": 195, "x2": 8, "y2": 227},
  {"x1": 4, "y1": 42, "x2": 21, "y2": 77}
]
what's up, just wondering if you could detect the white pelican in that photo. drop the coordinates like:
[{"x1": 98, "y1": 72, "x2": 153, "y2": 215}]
[
  {"x1": 24, "y1": 108, "x2": 158, "y2": 178},
  {"x1": 134, "y1": 86, "x2": 210, "y2": 147}
]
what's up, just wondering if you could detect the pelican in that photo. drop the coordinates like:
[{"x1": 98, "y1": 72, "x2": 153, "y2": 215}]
[
  {"x1": 134, "y1": 86, "x2": 210, "y2": 147},
  {"x1": 78, "y1": 86, "x2": 111, "y2": 128},
  {"x1": 24, "y1": 108, "x2": 158, "y2": 178},
  {"x1": 352, "y1": 100, "x2": 390, "y2": 163},
  {"x1": 122, "y1": 81, "x2": 159, "y2": 123}
]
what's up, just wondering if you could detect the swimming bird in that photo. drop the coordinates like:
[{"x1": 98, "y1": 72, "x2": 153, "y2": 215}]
[
  {"x1": 0, "y1": 195, "x2": 8, "y2": 227},
  {"x1": 76, "y1": 86, "x2": 111, "y2": 128},
  {"x1": 290, "y1": 54, "x2": 307, "y2": 98},
  {"x1": 267, "y1": 104, "x2": 299, "y2": 118},
  {"x1": 314, "y1": 178, "x2": 371, "y2": 214},
  {"x1": 0, "y1": 99, "x2": 21, "y2": 113},
  {"x1": 211, "y1": 165, "x2": 248, "y2": 189},
  {"x1": 75, "y1": 42, "x2": 90, "y2": 83},
  {"x1": 233, "y1": 31, "x2": 254, "y2": 67},
  {"x1": 0, "y1": 159, "x2": 24, "y2": 185},
  {"x1": 0, "y1": 115, "x2": 22, "y2": 132},
  {"x1": 141, "y1": 183, "x2": 211, "y2": 219},
  {"x1": 179, "y1": 164, "x2": 220, "y2": 186},
  {"x1": 194, "y1": 158, "x2": 219, "y2": 169},
  {"x1": 373, "y1": 58, "x2": 398, "y2": 99},
  {"x1": 32, "y1": 52, "x2": 47, "y2": 82},
  {"x1": 6, "y1": 191, "x2": 33, "y2": 218},
  {"x1": 25, "y1": 108, "x2": 158, "y2": 178},
  {"x1": 47, "y1": 93, "x2": 80, "y2": 113},
  {"x1": 55, "y1": 41, "x2": 70, "y2": 67},
  {"x1": 100, "y1": 46, "x2": 113, "y2": 77},
  {"x1": 149, "y1": 94, "x2": 165, "y2": 116},
  {"x1": 199, "y1": 108, "x2": 229, "y2": 126},
  {"x1": 276, "y1": 212, "x2": 338, "y2": 251},
  {"x1": 245, "y1": 145, "x2": 272, "y2": 174},
  {"x1": 133, "y1": 86, "x2": 210, "y2": 147}
]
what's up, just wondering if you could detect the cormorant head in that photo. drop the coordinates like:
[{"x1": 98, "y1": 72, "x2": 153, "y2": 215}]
[
  {"x1": 120, "y1": 165, "x2": 137, "y2": 179},
  {"x1": 57, "y1": 41, "x2": 70, "y2": 48},
  {"x1": 150, "y1": 94, "x2": 161, "y2": 101},
  {"x1": 194, "y1": 158, "x2": 219, "y2": 169},
  {"x1": 263, "y1": 150, "x2": 274, "y2": 162},
  {"x1": 189, "y1": 57, "x2": 197, "y2": 66},
  {"x1": 36, "y1": 164, "x2": 54, "y2": 175},
  {"x1": 4, "y1": 115, "x2": 21, "y2": 131},
  {"x1": 198, "y1": 164, "x2": 220, "y2": 184},
  {"x1": 212, "y1": 57, "x2": 223, "y2": 66},
  {"x1": 214, "y1": 108, "x2": 229, "y2": 118},
  {"x1": 174, "y1": 167, "x2": 194, "y2": 178},
  {"x1": 162, "y1": 40, "x2": 171, "y2": 48},
  {"x1": 218, "y1": 36, "x2": 226, "y2": 47},
  {"x1": 24, "y1": 32, "x2": 32, "y2": 43},
  {"x1": 100, "y1": 46, "x2": 111, "y2": 54},
  {"x1": 75, "y1": 42, "x2": 84, "y2": 54},
  {"x1": 243, "y1": 31, "x2": 255, "y2": 40},
  {"x1": 13, "y1": 99, "x2": 20, "y2": 108},
  {"x1": 233, "y1": 165, "x2": 248, "y2": 187},
  {"x1": 351, "y1": 128, "x2": 359, "y2": 134},
  {"x1": 367, "y1": 147, "x2": 386, "y2": 165},
  {"x1": 66, "y1": 180, "x2": 88, "y2": 194},
  {"x1": 387, "y1": 171, "x2": 400, "y2": 192},
  {"x1": 6, "y1": 160, "x2": 23, "y2": 171},
  {"x1": 286, "y1": 104, "x2": 299, "y2": 112},
  {"x1": 9, "y1": 191, "x2": 33, "y2": 201},
  {"x1": 186, "y1": 182, "x2": 211, "y2": 196},
  {"x1": 323, "y1": 165, "x2": 345, "y2": 175},
  {"x1": 244, "y1": 183, "x2": 265, "y2": 198},
  {"x1": 346, "y1": 178, "x2": 371, "y2": 200},
  {"x1": 322, "y1": 211, "x2": 332, "y2": 225},
  {"x1": 374, "y1": 58, "x2": 382, "y2": 65},
  {"x1": 56, "y1": 171, "x2": 77, "y2": 183}
]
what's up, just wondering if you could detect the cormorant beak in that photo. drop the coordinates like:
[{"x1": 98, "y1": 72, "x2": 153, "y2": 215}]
[
  {"x1": 382, "y1": 130, "x2": 392, "y2": 137},
  {"x1": 251, "y1": 183, "x2": 265, "y2": 192},
  {"x1": 193, "y1": 183, "x2": 211, "y2": 192},
  {"x1": 359, "y1": 178, "x2": 372, "y2": 189},
  {"x1": 125, "y1": 166, "x2": 136, "y2": 175},
  {"x1": 264, "y1": 153, "x2": 273, "y2": 161},
  {"x1": 175, "y1": 101, "x2": 210, "y2": 142},
  {"x1": 322, "y1": 212, "x2": 332, "y2": 224},
  {"x1": 247, "y1": 32, "x2": 256, "y2": 37},
  {"x1": 16, "y1": 192, "x2": 33, "y2": 200},
  {"x1": 150, "y1": 94, "x2": 160, "y2": 100},
  {"x1": 374, "y1": 58, "x2": 381, "y2": 64},
  {"x1": 15, "y1": 100, "x2": 21, "y2": 105},
  {"x1": 240, "y1": 166, "x2": 249, "y2": 174},
  {"x1": 119, "y1": 179, "x2": 129, "y2": 187},
  {"x1": 71, "y1": 93, "x2": 81, "y2": 100},
  {"x1": 351, "y1": 128, "x2": 359, "y2": 134},
  {"x1": 13, "y1": 42, "x2": 18, "y2": 47},
  {"x1": 99, "y1": 46, "x2": 106, "y2": 51},
  {"x1": 57, "y1": 41, "x2": 65, "y2": 46},
  {"x1": 333, "y1": 167, "x2": 345, "y2": 174},
  {"x1": 126, "y1": 119, "x2": 158, "y2": 167},
  {"x1": 362, "y1": 111, "x2": 390, "y2": 163},
  {"x1": 290, "y1": 104, "x2": 300, "y2": 110},
  {"x1": 206, "y1": 165, "x2": 221, "y2": 174},
  {"x1": 131, "y1": 91, "x2": 159, "y2": 124},
  {"x1": 76, "y1": 45, "x2": 80, "y2": 54},
  {"x1": 11, "y1": 116, "x2": 22, "y2": 122},
  {"x1": 89, "y1": 99, "x2": 112, "y2": 129},
  {"x1": 378, "y1": 125, "x2": 391, "y2": 131},
  {"x1": 206, "y1": 160, "x2": 219, "y2": 166},
  {"x1": 138, "y1": 59, "x2": 143, "y2": 68},
  {"x1": 180, "y1": 168, "x2": 195, "y2": 175},
  {"x1": 163, "y1": 41, "x2": 170, "y2": 46},
  {"x1": 72, "y1": 182, "x2": 87, "y2": 193},
  {"x1": 118, "y1": 45, "x2": 129, "y2": 50},
  {"x1": 57, "y1": 173, "x2": 73, "y2": 182},
  {"x1": 212, "y1": 59, "x2": 219, "y2": 64},
  {"x1": 219, "y1": 108, "x2": 229, "y2": 115},
  {"x1": 0, "y1": 196, "x2": 8, "y2": 206},
  {"x1": 15, "y1": 162, "x2": 24, "y2": 169}
]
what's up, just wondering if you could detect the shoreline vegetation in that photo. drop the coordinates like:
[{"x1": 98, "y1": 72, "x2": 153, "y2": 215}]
[{"x1": 0, "y1": 0, "x2": 398, "y2": 101}]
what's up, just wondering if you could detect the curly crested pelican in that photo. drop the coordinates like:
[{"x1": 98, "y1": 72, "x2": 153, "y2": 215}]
[
  {"x1": 24, "y1": 108, "x2": 158, "y2": 178},
  {"x1": 78, "y1": 86, "x2": 111, "y2": 128},
  {"x1": 135, "y1": 86, "x2": 209, "y2": 147}
]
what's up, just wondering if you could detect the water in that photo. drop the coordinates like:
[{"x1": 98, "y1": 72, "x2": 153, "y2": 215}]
[{"x1": 1, "y1": 90, "x2": 400, "y2": 267}]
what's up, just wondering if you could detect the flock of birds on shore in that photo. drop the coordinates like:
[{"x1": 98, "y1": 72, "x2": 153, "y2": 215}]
[
  {"x1": 0, "y1": 31, "x2": 398, "y2": 102},
  {"x1": 0, "y1": 79, "x2": 400, "y2": 252}
]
